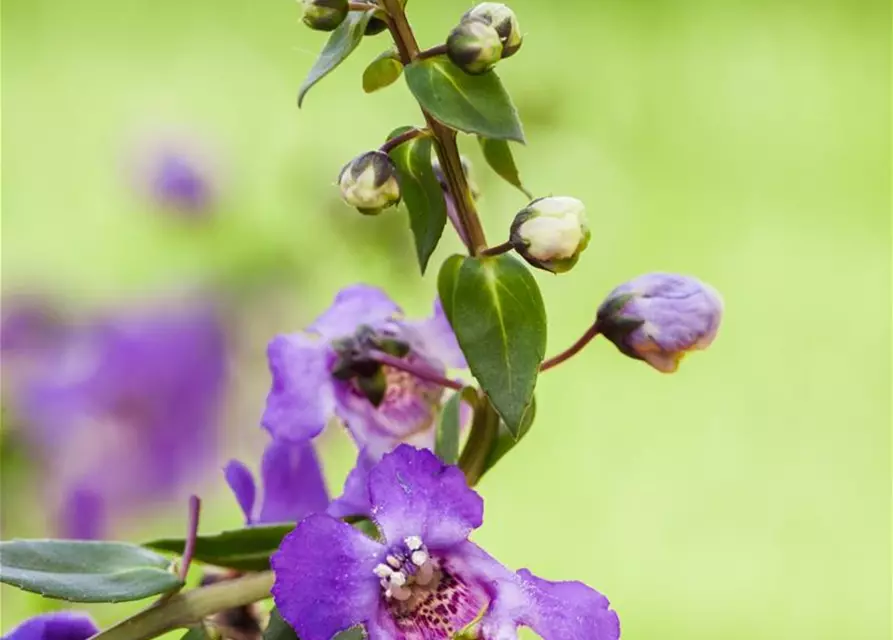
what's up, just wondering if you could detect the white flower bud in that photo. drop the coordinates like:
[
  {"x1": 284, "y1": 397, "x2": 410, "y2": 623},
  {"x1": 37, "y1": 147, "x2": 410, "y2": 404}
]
[
  {"x1": 338, "y1": 151, "x2": 401, "y2": 215},
  {"x1": 510, "y1": 196, "x2": 590, "y2": 273},
  {"x1": 462, "y1": 3, "x2": 522, "y2": 58},
  {"x1": 301, "y1": 0, "x2": 349, "y2": 32},
  {"x1": 447, "y1": 20, "x2": 503, "y2": 75}
]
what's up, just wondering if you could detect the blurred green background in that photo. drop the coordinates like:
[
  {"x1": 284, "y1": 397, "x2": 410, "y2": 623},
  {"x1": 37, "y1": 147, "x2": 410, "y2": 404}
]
[{"x1": 1, "y1": 0, "x2": 889, "y2": 638}]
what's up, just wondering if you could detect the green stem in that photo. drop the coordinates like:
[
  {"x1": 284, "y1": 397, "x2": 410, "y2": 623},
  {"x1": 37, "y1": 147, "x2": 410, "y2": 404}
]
[
  {"x1": 379, "y1": 0, "x2": 488, "y2": 255},
  {"x1": 88, "y1": 572, "x2": 275, "y2": 640},
  {"x1": 458, "y1": 397, "x2": 500, "y2": 486}
]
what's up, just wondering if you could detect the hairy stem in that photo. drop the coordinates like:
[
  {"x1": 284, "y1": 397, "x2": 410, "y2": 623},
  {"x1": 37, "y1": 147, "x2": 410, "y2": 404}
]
[
  {"x1": 380, "y1": 0, "x2": 488, "y2": 255},
  {"x1": 368, "y1": 350, "x2": 464, "y2": 391},
  {"x1": 88, "y1": 572, "x2": 275, "y2": 640},
  {"x1": 458, "y1": 397, "x2": 500, "y2": 486},
  {"x1": 540, "y1": 323, "x2": 601, "y2": 372}
]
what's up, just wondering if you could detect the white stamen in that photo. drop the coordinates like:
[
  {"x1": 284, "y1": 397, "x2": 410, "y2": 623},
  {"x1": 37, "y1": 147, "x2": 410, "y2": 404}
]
[
  {"x1": 415, "y1": 562, "x2": 435, "y2": 586},
  {"x1": 388, "y1": 584, "x2": 412, "y2": 601},
  {"x1": 373, "y1": 563, "x2": 393, "y2": 579},
  {"x1": 388, "y1": 571, "x2": 407, "y2": 587},
  {"x1": 386, "y1": 555, "x2": 402, "y2": 569},
  {"x1": 404, "y1": 536, "x2": 423, "y2": 551},
  {"x1": 411, "y1": 550, "x2": 429, "y2": 567}
]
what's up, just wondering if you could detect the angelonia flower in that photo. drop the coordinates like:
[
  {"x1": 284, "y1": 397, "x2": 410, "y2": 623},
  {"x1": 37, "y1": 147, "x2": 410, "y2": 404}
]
[
  {"x1": 3, "y1": 611, "x2": 98, "y2": 640},
  {"x1": 462, "y1": 2, "x2": 523, "y2": 58},
  {"x1": 13, "y1": 302, "x2": 227, "y2": 538},
  {"x1": 301, "y1": 0, "x2": 349, "y2": 32},
  {"x1": 597, "y1": 272, "x2": 723, "y2": 373},
  {"x1": 262, "y1": 285, "x2": 464, "y2": 459},
  {"x1": 272, "y1": 445, "x2": 620, "y2": 640},
  {"x1": 225, "y1": 438, "x2": 329, "y2": 526},
  {"x1": 447, "y1": 20, "x2": 504, "y2": 75},
  {"x1": 510, "y1": 196, "x2": 590, "y2": 273},
  {"x1": 338, "y1": 151, "x2": 401, "y2": 215}
]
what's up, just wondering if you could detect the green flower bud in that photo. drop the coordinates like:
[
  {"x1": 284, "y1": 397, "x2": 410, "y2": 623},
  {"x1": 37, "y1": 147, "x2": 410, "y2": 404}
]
[
  {"x1": 462, "y1": 2, "x2": 523, "y2": 58},
  {"x1": 447, "y1": 20, "x2": 503, "y2": 75},
  {"x1": 510, "y1": 196, "x2": 590, "y2": 273},
  {"x1": 300, "y1": 0, "x2": 349, "y2": 32},
  {"x1": 431, "y1": 154, "x2": 480, "y2": 200},
  {"x1": 338, "y1": 151, "x2": 401, "y2": 215}
]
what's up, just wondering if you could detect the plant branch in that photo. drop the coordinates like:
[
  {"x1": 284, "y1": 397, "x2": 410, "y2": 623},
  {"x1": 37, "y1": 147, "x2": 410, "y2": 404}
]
[
  {"x1": 417, "y1": 44, "x2": 448, "y2": 60},
  {"x1": 368, "y1": 349, "x2": 464, "y2": 391},
  {"x1": 480, "y1": 240, "x2": 513, "y2": 257},
  {"x1": 540, "y1": 323, "x2": 601, "y2": 372},
  {"x1": 88, "y1": 572, "x2": 275, "y2": 640},
  {"x1": 380, "y1": 0, "x2": 488, "y2": 255},
  {"x1": 179, "y1": 495, "x2": 201, "y2": 581},
  {"x1": 379, "y1": 127, "x2": 427, "y2": 154}
]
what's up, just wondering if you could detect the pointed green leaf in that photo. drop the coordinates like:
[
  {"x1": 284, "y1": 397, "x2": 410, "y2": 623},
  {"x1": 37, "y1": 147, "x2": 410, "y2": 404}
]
[
  {"x1": 482, "y1": 395, "x2": 536, "y2": 478},
  {"x1": 404, "y1": 57, "x2": 525, "y2": 142},
  {"x1": 145, "y1": 524, "x2": 294, "y2": 572},
  {"x1": 0, "y1": 539, "x2": 183, "y2": 602},
  {"x1": 478, "y1": 137, "x2": 532, "y2": 198},
  {"x1": 438, "y1": 254, "x2": 546, "y2": 434},
  {"x1": 435, "y1": 389, "x2": 474, "y2": 465},
  {"x1": 388, "y1": 134, "x2": 447, "y2": 273},
  {"x1": 362, "y1": 50, "x2": 403, "y2": 93},
  {"x1": 297, "y1": 10, "x2": 374, "y2": 107}
]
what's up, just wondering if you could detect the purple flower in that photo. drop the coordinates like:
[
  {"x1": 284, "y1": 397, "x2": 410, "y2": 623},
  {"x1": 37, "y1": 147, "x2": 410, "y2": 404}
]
[
  {"x1": 224, "y1": 438, "x2": 329, "y2": 525},
  {"x1": 3, "y1": 612, "x2": 98, "y2": 640},
  {"x1": 13, "y1": 302, "x2": 227, "y2": 539},
  {"x1": 262, "y1": 285, "x2": 465, "y2": 461},
  {"x1": 597, "y1": 272, "x2": 723, "y2": 373},
  {"x1": 272, "y1": 445, "x2": 620, "y2": 640}
]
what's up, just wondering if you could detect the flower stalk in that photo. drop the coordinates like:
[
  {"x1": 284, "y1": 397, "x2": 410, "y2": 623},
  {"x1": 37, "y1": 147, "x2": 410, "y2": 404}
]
[
  {"x1": 540, "y1": 323, "x2": 601, "y2": 372},
  {"x1": 458, "y1": 396, "x2": 500, "y2": 486},
  {"x1": 380, "y1": 0, "x2": 489, "y2": 255},
  {"x1": 368, "y1": 349, "x2": 464, "y2": 391}
]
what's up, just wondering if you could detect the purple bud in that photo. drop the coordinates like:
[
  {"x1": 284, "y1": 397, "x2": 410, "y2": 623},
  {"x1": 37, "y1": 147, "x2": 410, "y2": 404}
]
[{"x1": 597, "y1": 273, "x2": 723, "y2": 373}]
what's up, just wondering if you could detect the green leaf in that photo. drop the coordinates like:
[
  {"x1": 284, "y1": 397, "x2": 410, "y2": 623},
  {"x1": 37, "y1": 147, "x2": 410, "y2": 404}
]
[
  {"x1": 388, "y1": 134, "x2": 447, "y2": 273},
  {"x1": 297, "y1": 10, "x2": 374, "y2": 107},
  {"x1": 0, "y1": 539, "x2": 183, "y2": 603},
  {"x1": 362, "y1": 50, "x2": 403, "y2": 93},
  {"x1": 483, "y1": 395, "x2": 536, "y2": 477},
  {"x1": 180, "y1": 626, "x2": 212, "y2": 640},
  {"x1": 478, "y1": 137, "x2": 532, "y2": 199},
  {"x1": 435, "y1": 388, "x2": 475, "y2": 465},
  {"x1": 404, "y1": 57, "x2": 525, "y2": 142},
  {"x1": 264, "y1": 609, "x2": 364, "y2": 640},
  {"x1": 438, "y1": 254, "x2": 546, "y2": 435},
  {"x1": 145, "y1": 524, "x2": 294, "y2": 572}
]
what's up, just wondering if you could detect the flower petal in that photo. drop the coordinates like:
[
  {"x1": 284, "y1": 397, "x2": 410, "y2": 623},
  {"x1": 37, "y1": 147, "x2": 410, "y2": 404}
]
[
  {"x1": 223, "y1": 460, "x2": 256, "y2": 524},
  {"x1": 368, "y1": 445, "x2": 482, "y2": 549},
  {"x1": 327, "y1": 450, "x2": 374, "y2": 519},
  {"x1": 58, "y1": 487, "x2": 106, "y2": 540},
  {"x1": 400, "y1": 298, "x2": 466, "y2": 369},
  {"x1": 309, "y1": 285, "x2": 402, "y2": 340},
  {"x1": 4, "y1": 612, "x2": 98, "y2": 640},
  {"x1": 262, "y1": 334, "x2": 333, "y2": 442},
  {"x1": 513, "y1": 569, "x2": 620, "y2": 640},
  {"x1": 258, "y1": 439, "x2": 329, "y2": 524},
  {"x1": 272, "y1": 514, "x2": 385, "y2": 640}
]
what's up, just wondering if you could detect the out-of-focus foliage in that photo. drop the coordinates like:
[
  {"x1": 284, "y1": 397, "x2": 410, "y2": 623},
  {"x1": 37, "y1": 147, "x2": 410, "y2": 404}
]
[{"x1": 1, "y1": 0, "x2": 887, "y2": 638}]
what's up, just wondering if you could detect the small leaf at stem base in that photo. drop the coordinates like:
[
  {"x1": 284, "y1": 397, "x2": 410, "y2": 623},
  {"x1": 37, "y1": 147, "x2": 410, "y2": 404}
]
[
  {"x1": 362, "y1": 49, "x2": 403, "y2": 93},
  {"x1": 0, "y1": 539, "x2": 183, "y2": 603},
  {"x1": 298, "y1": 10, "x2": 374, "y2": 107},
  {"x1": 478, "y1": 136, "x2": 532, "y2": 198}
]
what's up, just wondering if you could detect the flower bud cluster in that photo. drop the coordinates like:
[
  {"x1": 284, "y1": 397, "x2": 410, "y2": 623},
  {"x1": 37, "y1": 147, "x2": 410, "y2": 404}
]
[{"x1": 447, "y1": 3, "x2": 522, "y2": 75}]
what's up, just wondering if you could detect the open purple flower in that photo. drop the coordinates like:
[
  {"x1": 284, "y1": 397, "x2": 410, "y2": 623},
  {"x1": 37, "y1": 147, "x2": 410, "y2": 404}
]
[
  {"x1": 262, "y1": 285, "x2": 465, "y2": 461},
  {"x1": 224, "y1": 438, "x2": 329, "y2": 525},
  {"x1": 597, "y1": 272, "x2": 723, "y2": 373},
  {"x1": 3, "y1": 612, "x2": 98, "y2": 640},
  {"x1": 272, "y1": 445, "x2": 620, "y2": 640},
  {"x1": 14, "y1": 302, "x2": 227, "y2": 539}
]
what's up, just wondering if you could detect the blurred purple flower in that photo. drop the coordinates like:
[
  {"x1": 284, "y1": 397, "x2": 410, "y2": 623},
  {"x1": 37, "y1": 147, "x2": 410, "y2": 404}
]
[
  {"x1": 597, "y1": 272, "x2": 723, "y2": 373},
  {"x1": 224, "y1": 438, "x2": 329, "y2": 525},
  {"x1": 3, "y1": 612, "x2": 98, "y2": 640},
  {"x1": 272, "y1": 445, "x2": 620, "y2": 640},
  {"x1": 13, "y1": 302, "x2": 228, "y2": 539},
  {"x1": 262, "y1": 285, "x2": 465, "y2": 460}
]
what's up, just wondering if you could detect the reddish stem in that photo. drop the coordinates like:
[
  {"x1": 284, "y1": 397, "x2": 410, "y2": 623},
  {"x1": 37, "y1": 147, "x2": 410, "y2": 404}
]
[
  {"x1": 540, "y1": 323, "x2": 601, "y2": 372},
  {"x1": 368, "y1": 350, "x2": 464, "y2": 391},
  {"x1": 179, "y1": 495, "x2": 201, "y2": 582}
]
